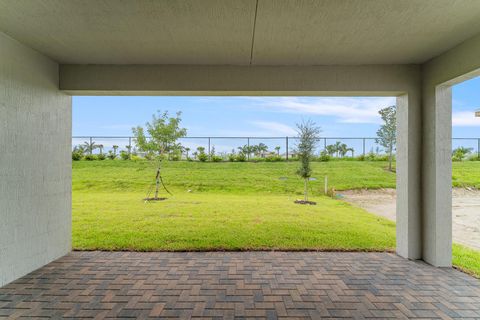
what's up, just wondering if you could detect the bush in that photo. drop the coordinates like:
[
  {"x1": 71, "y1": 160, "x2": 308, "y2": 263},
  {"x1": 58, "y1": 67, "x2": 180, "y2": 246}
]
[
  {"x1": 265, "y1": 155, "x2": 283, "y2": 162},
  {"x1": 171, "y1": 153, "x2": 181, "y2": 161},
  {"x1": 374, "y1": 154, "x2": 389, "y2": 161},
  {"x1": 120, "y1": 151, "x2": 130, "y2": 160},
  {"x1": 228, "y1": 153, "x2": 236, "y2": 162},
  {"x1": 198, "y1": 152, "x2": 208, "y2": 162},
  {"x1": 317, "y1": 151, "x2": 330, "y2": 162},
  {"x1": 211, "y1": 155, "x2": 223, "y2": 162},
  {"x1": 107, "y1": 151, "x2": 116, "y2": 160},
  {"x1": 236, "y1": 153, "x2": 247, "y2": 162},
  {"x1": 84, "y1": 154, "x2": 96, "y2": 161},
  {"x1": 468, "y1": 154, "x2": 480, "y2": 161},
  {"x1": 452, "y1": 147, "x2": 472, "y2": 162},
  {"x1": 131, "y1": 155, "x2": 142, "y2": 161},
  {"x1": 97, "y1": 154, "x2": 106, "y2": 161},
  {"x1": 72, "y1": 151, "x2": 83, "y2": 161}
]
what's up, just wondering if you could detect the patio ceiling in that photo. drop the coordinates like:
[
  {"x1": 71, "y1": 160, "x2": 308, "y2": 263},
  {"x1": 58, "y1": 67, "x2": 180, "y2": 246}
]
[{"x1": 1, "y1": 0, "x2": 480, "y2": 65}]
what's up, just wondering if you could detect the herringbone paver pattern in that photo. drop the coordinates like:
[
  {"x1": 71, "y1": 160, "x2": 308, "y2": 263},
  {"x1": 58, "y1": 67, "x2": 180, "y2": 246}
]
[{"x1": 0, "y1": 252, "x2": 479, "y2": 319}]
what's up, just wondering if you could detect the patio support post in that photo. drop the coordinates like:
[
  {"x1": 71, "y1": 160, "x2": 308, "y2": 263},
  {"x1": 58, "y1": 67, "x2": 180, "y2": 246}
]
[
  {"x1": 421, "y1": 85, "x2": 453, "y2": 267},
  {"x1": 396, "y1": 92, "x2": 422, "y2": 261}
]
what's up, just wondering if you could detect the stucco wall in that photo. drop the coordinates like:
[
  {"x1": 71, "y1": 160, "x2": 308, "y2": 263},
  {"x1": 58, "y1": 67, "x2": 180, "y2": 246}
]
[
  {"x1": 419, "y1": 33, "x2": 480, "y2": 267},
  {"x1": 0, "y1": 32, "x2": 71, "y2": 286}
]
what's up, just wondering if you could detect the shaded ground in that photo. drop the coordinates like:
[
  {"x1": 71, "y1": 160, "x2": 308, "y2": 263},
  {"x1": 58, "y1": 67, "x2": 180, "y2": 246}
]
[
  {"x1": 340, "y1": 188, "x2": 480, "y2": 251},
  {"x1": 1, "y1": 251, "x2": 479, "y2": 319}
]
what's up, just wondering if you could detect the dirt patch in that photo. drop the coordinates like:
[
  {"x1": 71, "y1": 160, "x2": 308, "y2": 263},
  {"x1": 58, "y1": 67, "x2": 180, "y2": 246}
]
[
  {"x1": 339, "y1": 188, "x2": 480, "y2": 251},
  {"x1": 294, "y1": 200, "x2": 317, "y2": 205},
  {"x1": 144, "y1": 197, "x2": 168, "y2": 202}
]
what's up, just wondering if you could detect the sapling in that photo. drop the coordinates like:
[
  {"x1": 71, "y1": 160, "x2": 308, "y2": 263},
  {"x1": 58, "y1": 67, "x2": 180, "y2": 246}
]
[
  {"x1": 133, "y1": 111, "x2": 187, "y2": 200},
  {"x1": 375, "y1": 105, "x2": 396, "y2": 171},
  {"x1": 295, "y1": 120, "x2": 321, "y2": 204}
]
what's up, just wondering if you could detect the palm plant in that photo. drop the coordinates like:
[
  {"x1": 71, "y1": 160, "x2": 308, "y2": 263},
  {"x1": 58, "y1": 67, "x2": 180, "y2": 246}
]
[
  {"x1": 334, "y1": 141, "x2": 342, "y2": 158},
  {"x1": 275, "y1": 146, "x2": 281, "y2": 156},
  {"x1": 325, "y1": 144, "x2": 336, "y2": 156},
  {"x1": 83, "y1": 140, "x2": 97, "y2": 155},
  {"x1": 98, "y1": 144, "x2": 104, "y2": 155},
  {"x1": 112, "y1": 145, "x2": 119, "y2": 156},
  {"x1": 257, "y1": 143, "x2": 268, "y2": 158}
]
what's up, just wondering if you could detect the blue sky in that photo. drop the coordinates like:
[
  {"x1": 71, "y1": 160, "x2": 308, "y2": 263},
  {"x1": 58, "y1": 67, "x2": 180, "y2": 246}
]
[{"x1": 73, "y1": 77, "x2": 480, "y2": 153}]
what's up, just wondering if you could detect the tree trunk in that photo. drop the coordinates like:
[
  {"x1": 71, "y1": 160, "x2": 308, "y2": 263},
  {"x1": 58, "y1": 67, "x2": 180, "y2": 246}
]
[
  {"x1": 388, "y1": 144, "x2": 393, "y2": 171},
  {"x1": 154, "y1": 167, "x2": 160, "y2": 199},
  {"x1": 304, "y1": 178, "x2": 308, "y2": 201}
]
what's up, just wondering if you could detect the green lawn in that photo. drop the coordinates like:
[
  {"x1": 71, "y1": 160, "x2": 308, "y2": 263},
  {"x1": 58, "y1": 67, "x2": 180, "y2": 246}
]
[{"x1": 73, "y1": 160, "x2": 480, "y2": 277}]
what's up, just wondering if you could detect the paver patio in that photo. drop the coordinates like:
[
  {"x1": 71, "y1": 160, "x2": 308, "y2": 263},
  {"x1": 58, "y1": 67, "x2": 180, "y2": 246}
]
[{"x1": 0, "y1": 251, "x2": 479, "y2": 319}]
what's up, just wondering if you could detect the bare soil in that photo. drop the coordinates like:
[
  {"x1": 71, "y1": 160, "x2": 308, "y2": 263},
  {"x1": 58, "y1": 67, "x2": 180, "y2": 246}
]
[
  {"x1": 294, "y1": 200, "x2": 317, "y2": 205},
  {"x1": 340, "y1": 188, "x2": 480, "y2": 251},
  {"x1": 144, "y1": 197, "x2": 168, "y2": 201}
]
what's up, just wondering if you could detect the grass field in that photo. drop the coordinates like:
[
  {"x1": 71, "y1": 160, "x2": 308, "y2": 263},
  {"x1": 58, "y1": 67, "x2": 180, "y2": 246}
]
[{"x1": 73, "y1": 160, "x2": 480, "y2": 277}]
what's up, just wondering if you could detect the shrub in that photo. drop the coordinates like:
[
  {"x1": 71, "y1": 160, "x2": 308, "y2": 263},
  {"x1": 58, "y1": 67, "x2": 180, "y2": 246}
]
[
  {"x1": 265, "y1": 155, "x2": 283, "y2": 162},
  {"x1": 356, "y1": 154, "x2": 365, "y2": 161},
  {"x1": 107, "y1": 151, "x2": 116, "y2": 160},
  {"x1": 453, "y1": 147, "x2": 472, "y2": 161},
  {"x1": 365, "y1": 152, "x2": 376, "y2": 161},
  {"x1": 467, "y1": 154, "x2": 480, "y2": 161},
  {"x1": 374, "y1": 154, "x2": 389, "y2": 161},
  {"x1": 198, "y1": 152, "x2": 208, "y2": 162},
  {"x1": 97, "y1": 153, "x2": 106, "y2": 161},
  {"x1": 236, "y1": 153, "x2": 247, "y2": 162},
  {"x1": 317, "y1": 151, "x2": 330, "y2": 162},
  {"x1": 211, "y1": 155, "x2": 223, "y2": 162},
  {"x1": 171, "y1": 153, "x2": 181, "y2": 161},
  {"x1": 131, "y1": 155, "x2": 142, "y2": 161},
  {"x1": 72, "y1": 151, "x2": 83, "y2": 161},
  {"x1": 120, "y1": 151, "x2": 130, "y2": 160},
  {"x1": 84, "y1": 154, "x2": 96, "y2": 161},
  {"x1": 228, "y1": 153, "x2": 236, "y2": 162}
]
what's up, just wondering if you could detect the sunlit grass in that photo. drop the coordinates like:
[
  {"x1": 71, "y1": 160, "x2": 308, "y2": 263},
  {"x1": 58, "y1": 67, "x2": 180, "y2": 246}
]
[{"x1": 72, "y1": 160, "x2": 480, "y2": 277}]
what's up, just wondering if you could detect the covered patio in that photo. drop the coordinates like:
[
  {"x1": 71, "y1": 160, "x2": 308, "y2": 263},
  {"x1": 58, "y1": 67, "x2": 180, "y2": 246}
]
[
  {"x1": 1, "y1": 252, "x2": 480, "y2": 319},
  {"x1": 1, "y1": 0, "x2": 480, "y2": 318}
]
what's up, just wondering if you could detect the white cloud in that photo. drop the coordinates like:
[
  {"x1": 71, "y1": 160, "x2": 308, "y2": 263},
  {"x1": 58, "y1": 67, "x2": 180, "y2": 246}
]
[
  {"x1": 453, "y1": 111, "x2": 480, "y2": 127},
  {"x1": 249, "y1": 121, "x2": 297, "y2": 135},
  {"x1": 247, "y1": 97, "x2": 396, "y2": 124}
]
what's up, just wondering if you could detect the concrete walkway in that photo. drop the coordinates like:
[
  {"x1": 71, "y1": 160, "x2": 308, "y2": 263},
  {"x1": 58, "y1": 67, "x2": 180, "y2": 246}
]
[
  {"x1": 1, "y1": 251, "x2": 479, "y2": 319},
  {"x1": 341, "y1": 188, "x2": 480, "y2": 251}
]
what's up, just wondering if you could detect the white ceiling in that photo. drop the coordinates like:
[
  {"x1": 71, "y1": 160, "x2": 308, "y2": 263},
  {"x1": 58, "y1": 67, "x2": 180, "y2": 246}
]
[{"x1": 1, "y1": 0, "x2": 480, "y2": 65}]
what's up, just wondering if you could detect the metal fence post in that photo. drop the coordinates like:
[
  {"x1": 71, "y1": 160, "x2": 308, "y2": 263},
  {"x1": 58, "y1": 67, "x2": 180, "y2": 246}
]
[
  {"x1": 208, "y1": 137, "x2": 211, "y2": 160},
  {"x1": 89, "y1": 137, "x2": 93, "y2": 155},
  {"x1": 362, "y1": 138, "x2": 366, "y2": 156},
  {"x1": 247, "y1": 137, "x2": 250, "y2": 161},
  {"x1": 324, "y1": 138, "x2": 327, "y2": 151},
  {"x1": 286, "y1": 137, "x2": 289, "y2": 160}
]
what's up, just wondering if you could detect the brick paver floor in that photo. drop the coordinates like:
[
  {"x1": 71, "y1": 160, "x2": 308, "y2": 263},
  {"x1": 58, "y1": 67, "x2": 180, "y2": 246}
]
[{"x1": 0, "y1": 251, "x2": 479, "y2": 319}]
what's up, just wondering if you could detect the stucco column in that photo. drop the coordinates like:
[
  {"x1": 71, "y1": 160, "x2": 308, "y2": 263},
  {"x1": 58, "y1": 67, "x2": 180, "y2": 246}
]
[
  {"x1": 421, "y1": 85, "x2": 452, "y2": 267},
  {"x1": 396, "y1": 93, "x2": 422, "y2": 260},
  {"x1": 0, "y1": 32, "x2": 72, "y2": 286}
]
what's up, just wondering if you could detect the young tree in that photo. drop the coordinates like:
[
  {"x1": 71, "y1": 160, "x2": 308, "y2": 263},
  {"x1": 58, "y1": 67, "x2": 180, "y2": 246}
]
[
  {"x1": 296, "y1": 120, "x2": 321, "y2": 203},
  {"x1": 375, "y1": 105, "x2": 396, "y2": 171},
  {"x1": 112, "y1": 145, "x2": 119, "y2": 156},
  {"x1": 132, "y1": 111, "x2": 187, "y2": 200}
]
